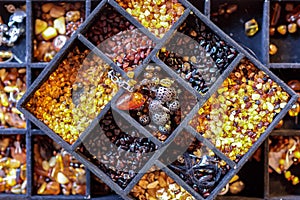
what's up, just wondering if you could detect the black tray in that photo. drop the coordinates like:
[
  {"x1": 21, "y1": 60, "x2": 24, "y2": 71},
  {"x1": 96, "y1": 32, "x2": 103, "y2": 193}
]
[{"x1": 0, "y1": 0, "x2": 299, "y2": 200}]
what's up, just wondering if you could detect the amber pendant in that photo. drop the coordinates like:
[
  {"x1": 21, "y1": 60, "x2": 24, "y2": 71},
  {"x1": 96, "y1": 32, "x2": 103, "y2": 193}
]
[{"x1": 116, "y1": 92, "x2": 146, "y2": 110}]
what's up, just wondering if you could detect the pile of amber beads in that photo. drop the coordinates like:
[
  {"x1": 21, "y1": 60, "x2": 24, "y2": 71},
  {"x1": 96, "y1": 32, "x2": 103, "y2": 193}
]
[
  {"x1": 116, "y1": 0, "x2": 185, "y2": 38},
  {"x1": 26, "y1": 47, "x2": 119, "y2": 144},
  {"x1": 190, "y1": 58, "x2": 290, "y2": 161}
]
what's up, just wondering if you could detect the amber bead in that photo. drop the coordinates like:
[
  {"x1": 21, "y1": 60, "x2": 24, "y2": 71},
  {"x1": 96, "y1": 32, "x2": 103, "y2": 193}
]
[
  {"x1": 269, "y1": 44, "x2": 278, "y2": 55},
  {"x1": 288, "y1": 23, "x2": 297, "y2": 33},
  {"x1": 277, "y1": 25, "x2": 287, "y2": 35},
  {"x1": 26, "y1": 48, "x2": 119, "y2": 144}
]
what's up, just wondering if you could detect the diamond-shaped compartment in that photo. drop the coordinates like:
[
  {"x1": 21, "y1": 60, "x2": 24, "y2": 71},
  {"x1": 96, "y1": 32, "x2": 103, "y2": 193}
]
[
  {"x1": 158, "y1": 13, "x2": 238, "y2": 95},
  {"x1": 159, "y1": 130, "x2": 230, "y2": 199},
  {"x1": 24, "y1": 40, "x2": 120, "y2": 145},
  {"x1": 112, "y1": 61, "x2": 198, "y2": 143},
  {"x1": 190, "y1": 58, "x2": 291, "y2": 162},
  {"x1": 75, "y1": 108, "x2": 158, "y2": 189},
  {"x1": 116, "y1": 0, "x2": 186, "y2": 39},
  {"x1": 84, "y1": 4, "x2": 156, "y2": 72}
]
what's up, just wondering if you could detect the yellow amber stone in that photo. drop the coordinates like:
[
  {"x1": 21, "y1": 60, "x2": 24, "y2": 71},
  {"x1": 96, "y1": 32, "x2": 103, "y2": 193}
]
[
  {"x1": 57, "y1": 172, "x2": 70, "y2": 184},
  {"x1": 41, "y1": 27, "x2": 58, "y2": 41},
  {"x1": 292, "y1": 176, "x2": 299, "y2": 185},
  {"x1": 289, "y1": 103, "x2": 300, "y2": 117},
  {"x1": 126, "y1": 71, "x2": 135, "y2": 79},
  {"x1": 35, "y1": 19, "x2": 48, "y2": 35},
  {"x1": 294, "y1": 151, "x2": 300, "y2": 159},
  {"x1": 7, "y1": 177, "x2": 17, "y2": 187},
  {"x1": 283, "y1": 170, "x2": 290, "y2": 179},
  {"x1": 56, "y1": 153, "x2": 64, "y2": 171},
  {"x1": 277, "y1": 25, "x2": 287, "y2": 35},
  {"x1": 20, "y1": 164, "x2": 26, "y2": 180},
  {"x1": 37, "y1": 182, "x2": 47, "y2": 194}
]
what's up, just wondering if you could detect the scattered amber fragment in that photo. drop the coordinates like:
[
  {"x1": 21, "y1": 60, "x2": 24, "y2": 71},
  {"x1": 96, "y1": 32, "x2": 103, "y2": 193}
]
[
  {"x1": 288, "y1": 23, "x2": 297, "y2": 33},
  {"x1": 277, "y1": 25, "x2": 287, "y2": 35},
  {"x1": 44, "y1": 182, "x2": 60, "y2": 195},
  {"x1": 66, "y1": 11, "x2": 81, "y2": 22},
  {"x1": 245, "y1": 18, "x2": 259, "y2": 36},
  {"x1": 42, "y1": 27, "x2": 58, "y2": 41},
  {"x1": 41, "y1": 3, "x2": 54, "y2": 13},
  {"x1": 126, "y1": 71, "x2": 135, "y2": 79},
  {"x1": 35, "y1": 19, "x2": 48, "y2": 35},
  {"x1": 42, "y1": 160, "x2": 50, "y2": 171},
  {"x1": 269, "y1": 27, "x2": 276, "y2": 36},
  {"x1": 285, "y1": 3, "x2": 294, "y2": 12},
  {"x1": 294, "y1": 151, "x2": 300, "y2": 159},
  {"x1": 226, "y1": 4, "x2": 238, "y2": 14},
  {"x1": 269, "y1": 44, "x2": 278, "y2": 55},
  {"x1": 49, "y1": 5, "x2": 65, "y2": 18},
  {"x1": 275, "y1": 120, "x2": 284, "y2": 129},
  {"x1": 37, "y1": 182, "x2": 47, "y2": 194},
  {"x1": 11, "y1": 184, "x2": 22, "y2": 194},
  {"x1": 292, "y1": 176, "x2": 300, "y2": 185},
  {"x1": 53, "y1": 17, "x2": 66, "y2": 35},
  {"x1": 288, "y1": 103, "x2": 300, "y2": 117}
]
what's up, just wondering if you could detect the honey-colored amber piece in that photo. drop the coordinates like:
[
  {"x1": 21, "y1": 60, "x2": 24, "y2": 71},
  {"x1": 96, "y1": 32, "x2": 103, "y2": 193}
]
[
  {"x1": 49, "y1": 5, "x2": 65, "y2": 18},
  {"x1": 294, "y1": 151, "x2": 300, "y2": 159},
  {"x1": 37, "y1": 182, "x2": 47, "y2": 194},
  {"x1": 41, "y1": 3, "x2": 54, "y2": 13},
  {"x1": 277, "y1": 25, "x2": 287, "y2": 35},
  {"x1": 275, "y1": 119, "x2": 284, "y2": 129},
  {"x1": 48, "y1": 156, "x2": 56, "y2": 167},
  {"x1": 269, "y1": 44, "x2": 278, "y2": 55},
  {"x1": 35, "y1": 19, "x2": 48, "y2": 35},
  {"x1": 66, "y1": 11, "x2": 81, "y2": 22},
  {"x1": 44, "y1": 182, "x2": 60, "y2": 195},
  {"x1": 42, "y1": 160, "x2": 50, "y2": 171},
  {"x1": 288, "y1": 103, "x2": 300, "y2": 117},
  {"x1": 126, "y1": 71, "x2": 135, "y2": 79},
  {"x1": 292, "y1": 176, "x2": 299, "y2": 185},
  {"x1": 20, "y1": 164, "x2": 26, "y2": 180},
  {"x1": 288, "y1": 23, "x2": 297, "y2": 33}
]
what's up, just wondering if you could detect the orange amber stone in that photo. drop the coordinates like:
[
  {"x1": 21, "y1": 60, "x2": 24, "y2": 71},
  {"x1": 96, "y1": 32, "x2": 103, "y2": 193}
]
[{"x1": 116, "y1": 92, "x2": 146, "y2": 110}]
